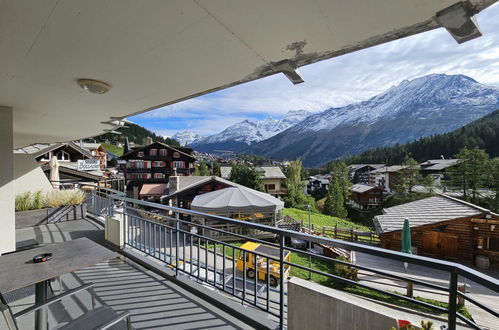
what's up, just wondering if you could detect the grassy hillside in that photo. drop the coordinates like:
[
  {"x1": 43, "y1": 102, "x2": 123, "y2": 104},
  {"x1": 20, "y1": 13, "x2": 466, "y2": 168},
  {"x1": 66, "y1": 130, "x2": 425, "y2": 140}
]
[
  {"x1": 97, "y1": 123, "x2": 180, "y2": 147},
  {"x1": 101, "y1": 143, "x2": 124, "y2": 157},
  {"x1": 284, "y1": 208, "x2": 370, "y2": 231}
]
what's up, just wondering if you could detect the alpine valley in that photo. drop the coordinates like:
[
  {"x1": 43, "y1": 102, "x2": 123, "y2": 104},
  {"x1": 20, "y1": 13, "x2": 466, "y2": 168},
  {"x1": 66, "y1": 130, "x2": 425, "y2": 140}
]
[{"x1": 174, "y1": 74, "x2": 499, "y2": 167}]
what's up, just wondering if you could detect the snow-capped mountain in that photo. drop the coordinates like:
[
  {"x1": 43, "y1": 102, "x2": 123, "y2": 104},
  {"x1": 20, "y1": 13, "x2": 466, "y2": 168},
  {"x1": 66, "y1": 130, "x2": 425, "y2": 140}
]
[
  {"x1": 247, "y1": 74, "x2": 499, "y2": 166},
  {"x1": 191, "y1": 110, "x2": 311, "y2": 152},
  {"x1": 172, "y1": 131, "x2": 203, "y2": 146}
]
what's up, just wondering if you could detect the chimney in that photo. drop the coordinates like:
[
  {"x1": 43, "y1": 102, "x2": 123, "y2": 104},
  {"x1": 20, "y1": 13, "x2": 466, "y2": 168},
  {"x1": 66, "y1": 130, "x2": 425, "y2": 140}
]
[{"x1": 169, "y1": 168, "x2": 179, "y2": 194}]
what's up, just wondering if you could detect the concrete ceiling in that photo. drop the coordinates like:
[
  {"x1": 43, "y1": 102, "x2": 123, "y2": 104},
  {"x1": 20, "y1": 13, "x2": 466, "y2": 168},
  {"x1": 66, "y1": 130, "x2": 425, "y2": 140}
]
[{"x1": 0, "y1": 0, "x2": 496, "y2": 147}]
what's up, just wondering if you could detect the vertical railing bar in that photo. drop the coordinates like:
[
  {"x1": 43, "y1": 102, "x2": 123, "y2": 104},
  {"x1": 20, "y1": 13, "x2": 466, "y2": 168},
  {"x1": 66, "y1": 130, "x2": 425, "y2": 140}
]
[
  {"x1": 222, "y1": 244, "x2": 226, "y2": 292},
  {"x1": 190, "y1": 230, "x2": 193, "y2": 276},
  {"x1": 163, "y1": 226, "x2": 167, "y2": 263},
  {"x1": 279, "y1": 234, "x2": 285, "y2": 329},
  {"x1": 243, "y1": 250, "x2": 247, "y2": 304},
  {"x1": 169, "y1": 227, "x2": 173, "y2": 264},
  {"x1": 214, "y1": 242, "x2": 217, "y2": 287},
  {"x1": 233, "y1": 246, "x2": 236, "y2": 295},
  {"x1": 183, "y1": 232, "x2": 186, "y2": 273},
  {"x1": 197, "y1": 237, "x2": 201, "y2": 281},
  {"x1": 448, "y1": 269, "x2": 458, "y2": 330},
  {"x1": 253, "y1": 252, "x2": 257, "y2": 306},
  {"x1": 205, "y1": 238, "x2": 209, "y2": 283},
  {"x1": 175, "y1": 212, "x2": 180, "y2": 276},
  {"x1": 266, "y1": 257, "x2": 270, "y2": 311}
]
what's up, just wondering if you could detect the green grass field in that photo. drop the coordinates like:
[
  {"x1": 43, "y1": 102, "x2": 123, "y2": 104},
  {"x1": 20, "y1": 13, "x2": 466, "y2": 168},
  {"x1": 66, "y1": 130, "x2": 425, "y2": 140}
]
[
  {"x1": 284, "y1": 208, "x2": 370, "y2": 231},
  {"x1": 101, "y1": 143, "x2": 124, "y2": 157}
]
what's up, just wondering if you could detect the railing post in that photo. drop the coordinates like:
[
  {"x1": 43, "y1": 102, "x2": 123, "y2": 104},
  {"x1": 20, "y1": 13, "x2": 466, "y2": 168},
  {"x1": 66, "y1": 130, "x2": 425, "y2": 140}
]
[
  {"x1": 334, "y1": 224, "x2": 337, "y2": 238},
  {"x1": 448, "y1": 269, "x2": 458, "y2": 330},
  {"x1": 175, "y1": 212, "x2": 180, "y2": 277},
  {"x1": 279, "y1": 233, "x2": 285, "y2": 330}
]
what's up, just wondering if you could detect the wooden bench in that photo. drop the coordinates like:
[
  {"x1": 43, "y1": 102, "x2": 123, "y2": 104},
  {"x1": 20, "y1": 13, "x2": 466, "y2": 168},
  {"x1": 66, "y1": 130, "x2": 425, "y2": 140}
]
[{"x1": 1, "y1": 283, "x2": 132, "y2": 330}]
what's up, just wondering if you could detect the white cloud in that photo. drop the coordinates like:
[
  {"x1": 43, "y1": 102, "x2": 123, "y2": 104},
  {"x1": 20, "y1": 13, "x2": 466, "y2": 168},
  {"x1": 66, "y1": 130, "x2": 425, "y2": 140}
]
[{"x1": 133, "y1": 3, "x2": 499, "y2": 136}]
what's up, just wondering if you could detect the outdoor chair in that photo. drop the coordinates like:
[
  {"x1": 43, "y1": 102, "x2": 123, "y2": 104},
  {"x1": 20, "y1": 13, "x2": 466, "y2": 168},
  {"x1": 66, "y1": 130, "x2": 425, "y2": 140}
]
[{"x1": 0, "y1": 283, "x2": 132, "y2": 330}]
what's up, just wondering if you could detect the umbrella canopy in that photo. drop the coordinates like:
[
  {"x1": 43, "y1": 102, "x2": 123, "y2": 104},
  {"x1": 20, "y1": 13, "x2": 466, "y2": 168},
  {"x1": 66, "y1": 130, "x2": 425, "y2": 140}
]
[
  {"x1": 49, "y1": 156, "x2": 60, "y2": 189},
  {"x1": 191, "y1": 186, "x2": 284, "y2": 214},
  {"x1": 401, "y1": 218, "x2": 412, "y2": 254}
]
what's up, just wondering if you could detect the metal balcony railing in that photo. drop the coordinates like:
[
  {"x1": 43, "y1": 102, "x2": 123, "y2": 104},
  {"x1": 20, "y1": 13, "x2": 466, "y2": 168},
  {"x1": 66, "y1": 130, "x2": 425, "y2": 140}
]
[{"x1": 85, "y1": 186, "x2": 499, "y2": 330}]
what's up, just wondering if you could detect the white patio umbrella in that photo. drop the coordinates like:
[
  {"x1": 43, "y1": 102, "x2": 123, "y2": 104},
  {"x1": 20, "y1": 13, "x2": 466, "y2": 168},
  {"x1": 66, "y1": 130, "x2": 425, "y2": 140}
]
[{"x1": 49, "y1": 155, "x2": 60, "y2": 189}]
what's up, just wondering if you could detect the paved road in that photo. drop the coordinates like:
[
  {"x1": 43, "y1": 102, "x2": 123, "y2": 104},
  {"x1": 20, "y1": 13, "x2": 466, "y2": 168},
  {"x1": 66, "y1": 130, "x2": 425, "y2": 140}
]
[{"x1": 354, "y1": 252, "x2": 499, "y2": 330}]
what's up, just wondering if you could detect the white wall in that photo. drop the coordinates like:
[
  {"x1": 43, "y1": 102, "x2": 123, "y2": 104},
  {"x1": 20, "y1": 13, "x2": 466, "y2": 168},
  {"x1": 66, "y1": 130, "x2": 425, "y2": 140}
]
[
  {"x1": 0, "y1": 106, "x2": 15, "y2": 254},
  {"x1": 14, "y1": 154, "x2": 54, "y2": 195}
]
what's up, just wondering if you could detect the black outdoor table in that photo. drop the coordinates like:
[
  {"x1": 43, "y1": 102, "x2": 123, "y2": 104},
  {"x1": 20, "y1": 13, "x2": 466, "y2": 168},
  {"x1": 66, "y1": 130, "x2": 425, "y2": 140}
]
[{"x1": 0, "y1": 237, "x2": 118, "y2": 330}]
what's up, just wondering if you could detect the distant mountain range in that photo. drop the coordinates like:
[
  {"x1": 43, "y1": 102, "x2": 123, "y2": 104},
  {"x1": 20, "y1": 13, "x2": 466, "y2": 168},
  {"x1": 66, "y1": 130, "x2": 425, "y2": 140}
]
[
  {"x1": 171, "y1": 74, "x2": 499, "y2": 166},
  {"x1": 179, "y1": 110, "x2": 311, "y2": 151}
]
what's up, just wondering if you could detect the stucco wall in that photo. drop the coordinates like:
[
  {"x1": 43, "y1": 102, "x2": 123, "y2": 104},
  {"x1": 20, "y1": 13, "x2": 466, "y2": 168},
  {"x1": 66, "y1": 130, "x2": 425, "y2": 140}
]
[
  {"x1": 14, "y1": 153, "x2": 53, "y2": 195},
  {"x1": 287, "y1": 277, "x2": 399, "y2": 330}
]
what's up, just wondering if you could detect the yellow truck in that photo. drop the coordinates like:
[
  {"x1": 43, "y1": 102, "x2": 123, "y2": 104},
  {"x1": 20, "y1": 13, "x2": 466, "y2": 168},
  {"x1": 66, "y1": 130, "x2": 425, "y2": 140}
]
[{"x1": 236, "y1": 242, "x2": 291, "y2": 287}]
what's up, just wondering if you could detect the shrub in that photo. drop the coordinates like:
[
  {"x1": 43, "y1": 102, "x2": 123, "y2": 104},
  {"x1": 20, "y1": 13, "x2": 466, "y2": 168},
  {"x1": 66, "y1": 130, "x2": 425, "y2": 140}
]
[
  {"x1": 44, "y1": 190, "x2": 86, "y2": 208},
  {"x1": 334, "y1": 256, "x2": 358, "y2": 282},
  {"x1": 15, "y1": 189, "x2": 86, "y2": 211},
  {"x1": 15, "y1": 192, "x2": 32, "y2": 212},
  {"x1": 32, "y1": 191, "x2": 43, "y2": 209}
]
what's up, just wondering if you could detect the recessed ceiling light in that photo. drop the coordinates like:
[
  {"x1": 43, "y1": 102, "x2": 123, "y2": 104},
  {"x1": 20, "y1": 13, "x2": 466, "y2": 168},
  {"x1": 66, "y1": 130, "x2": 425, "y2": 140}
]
[{"x1": 77, "y1": 79, "x2": 111, "y2": 94}]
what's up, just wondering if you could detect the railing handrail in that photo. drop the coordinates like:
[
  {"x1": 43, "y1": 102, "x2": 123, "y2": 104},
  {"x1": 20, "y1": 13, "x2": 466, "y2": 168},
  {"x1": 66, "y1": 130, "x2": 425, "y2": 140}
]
[
  {"x1": 88, "y1": 189, "x2": 499, "y2": 329},
  {"x1": 102, "y1": 190, "x2": 499, "y2": 290}
]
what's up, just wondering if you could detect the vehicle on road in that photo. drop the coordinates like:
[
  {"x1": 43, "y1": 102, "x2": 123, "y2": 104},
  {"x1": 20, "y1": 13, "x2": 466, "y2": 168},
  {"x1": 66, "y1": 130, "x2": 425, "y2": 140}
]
[{"x1": 236, "y1": 242, "x2": 291, "y2": 287}]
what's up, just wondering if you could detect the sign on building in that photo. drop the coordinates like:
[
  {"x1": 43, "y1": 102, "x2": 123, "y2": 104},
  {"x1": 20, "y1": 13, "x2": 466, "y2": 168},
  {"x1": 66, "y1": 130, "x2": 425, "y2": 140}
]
[{"x1": 77, "y1": 159, "x2": 100, "y2": 171}]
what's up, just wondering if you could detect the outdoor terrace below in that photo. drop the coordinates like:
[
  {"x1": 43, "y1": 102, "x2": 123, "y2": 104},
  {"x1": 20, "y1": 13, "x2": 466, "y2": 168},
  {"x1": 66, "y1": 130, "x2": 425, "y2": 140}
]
[{"x1": 3, "y1": 219, "x2": 261, "y2": 330}]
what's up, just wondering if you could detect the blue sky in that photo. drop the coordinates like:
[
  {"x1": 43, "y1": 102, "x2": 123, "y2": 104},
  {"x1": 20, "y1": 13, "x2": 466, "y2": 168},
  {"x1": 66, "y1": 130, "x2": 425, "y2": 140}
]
[{"x1": 132, "y1": 3, "x2": 499, "y2": 138}]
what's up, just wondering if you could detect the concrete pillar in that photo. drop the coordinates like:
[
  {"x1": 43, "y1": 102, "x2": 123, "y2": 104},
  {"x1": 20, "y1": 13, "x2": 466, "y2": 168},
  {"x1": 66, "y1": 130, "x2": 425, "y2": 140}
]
[{"x1": 0, "y1": 106, "x2": 15, "y2": 255}]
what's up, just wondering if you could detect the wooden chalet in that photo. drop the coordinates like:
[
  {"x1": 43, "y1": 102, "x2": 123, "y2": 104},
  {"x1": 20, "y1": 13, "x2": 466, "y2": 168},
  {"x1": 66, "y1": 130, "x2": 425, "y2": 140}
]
[
  {"x1": 374, "y1": 195, "x2": 499, "y2": 266},
  {"x1": 119, "y1": 141, "x2": 196, "y2": 199},
  {"x1": 348, "y1": 184, "x2": 384, "y2": 211}
]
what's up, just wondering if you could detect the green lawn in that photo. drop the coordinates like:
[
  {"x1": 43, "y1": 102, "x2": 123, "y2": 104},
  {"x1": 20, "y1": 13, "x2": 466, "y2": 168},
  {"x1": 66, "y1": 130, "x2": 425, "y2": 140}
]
[
  {"x1": 101, "y1": 143, "x2": 124, "y2": 157},
  {"x1": 284, "y1": 208, "x2": 370, "y2": 231}
]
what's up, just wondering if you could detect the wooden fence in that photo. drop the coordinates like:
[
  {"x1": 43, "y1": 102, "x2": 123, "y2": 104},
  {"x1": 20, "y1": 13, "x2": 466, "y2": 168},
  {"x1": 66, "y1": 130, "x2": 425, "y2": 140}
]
[{"x1": 320, "y1": 225, "x2": 380, "y2": 246}]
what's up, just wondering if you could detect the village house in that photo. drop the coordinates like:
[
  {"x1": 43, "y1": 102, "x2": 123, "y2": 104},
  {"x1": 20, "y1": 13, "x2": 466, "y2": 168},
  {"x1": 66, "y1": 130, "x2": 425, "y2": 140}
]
[
  {"x1": 13, "y1": 142, "x2": 113, "y2": 187},
  {"x1": 374, "y1": 195, "x2": 499, "y2": 266},
  {"x1": 419, "y1": 158, "x2": 459, "y2": 186},
  {"x1": 348, "y1": 164, "x2": 385, "y2": 184},
  {"x1": 119, "y1": 141, "x2": 196, "y2": 200},
  {"x1": 306, "y1": 174, "x2": 331, "y2": 195},
  {"x1": 369, "y1": 165, "x2": 406, "y2": 193},
  {"x1": 348, "y1": 184, "x2": 384, "y2": 211},
  {"x1": 221, "y1": 166, "x2": 287, "y2": 196},
  {"x1": 77, "y1": 142, "x2": 108, "y2": 169}
]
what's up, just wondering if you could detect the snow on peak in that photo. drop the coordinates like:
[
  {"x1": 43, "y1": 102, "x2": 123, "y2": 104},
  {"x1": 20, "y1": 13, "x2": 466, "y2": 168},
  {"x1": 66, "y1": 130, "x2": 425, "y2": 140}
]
[
  {"x1": 172, "y1": 131, "x2": 203, "y2": 146},
  {"x1": 291, "y1": 73, "x2": 499, "y2": 133},
  {"x1": 194, "y1": 110, "x2": 311, "y2": 145}
]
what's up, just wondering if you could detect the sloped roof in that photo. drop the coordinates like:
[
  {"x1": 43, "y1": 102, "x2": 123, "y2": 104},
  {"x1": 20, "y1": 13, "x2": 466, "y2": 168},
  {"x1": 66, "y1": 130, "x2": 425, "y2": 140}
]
[
  {"x1": 371, "y1": 165, "x2": 407, "y2": 174},
  {"x1": 351, "y1": 184, "x2": 382, "y2": 193},
  {"x1": 191, "y1": 185, "x2": 284, "y2": 213},
  {"x1": 164, "y1": 176, "x2": 238, "y2": 199},
  {"x1": 257, "y1": 167, "x2": 286, "y2": 179},
  {"x1": 14, "y1": 142, "x2": 94, "y2": 159},
  {"x1": 220, "y1": 167, "x2": 232, "y2": 179},
  {"x1": 349, "y1": 164, "x2": 386, "y2": 171},
  {"x1": 140, "y1": 184, "x2": 168, "y2": 196},
  {"x1": 420, "y1": 159, "x2": 459, "y2": 171},
  {"x1": 373, "y1": 195, "x2": 496, "y2": 234}
]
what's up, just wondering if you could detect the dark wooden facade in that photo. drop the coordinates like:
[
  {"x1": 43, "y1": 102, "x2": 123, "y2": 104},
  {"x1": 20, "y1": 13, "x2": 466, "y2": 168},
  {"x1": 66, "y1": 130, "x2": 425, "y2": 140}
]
[
  {"x1": 380, "y1": 215, "x2": 499, "y2": 264},
  {"x1": 120, "y1": 142, "x2": 196, "y2": 195},
  {"x1": 349, "y1": 186, "x2": 384, "y2": 211}
]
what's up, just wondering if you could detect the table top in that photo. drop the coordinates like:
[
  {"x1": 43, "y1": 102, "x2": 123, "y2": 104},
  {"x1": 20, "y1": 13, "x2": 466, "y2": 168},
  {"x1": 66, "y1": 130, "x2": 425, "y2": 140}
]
[{"x1": 0, "y1": 238, "x2": 118, "y2": 293}]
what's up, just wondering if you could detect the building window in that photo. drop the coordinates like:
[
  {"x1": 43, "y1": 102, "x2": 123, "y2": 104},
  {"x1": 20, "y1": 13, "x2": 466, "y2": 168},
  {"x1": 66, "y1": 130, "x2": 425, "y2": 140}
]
[
  {"x1": 149, "y1": 149, "x2": 157, "y2": 156},
  {"x1": 153, "y1": 161, "x2": 165, "y2": 167},
  {"x1": 265, "y1": 184, "x2": 276, "y2": 191},
  {"x1": 153, "y1": 173, "x2": 165, "y2": 179},
  {"x1": 137, "y1": 151, "x2": 144, "y2": 157},
  {"x1": 173, "y1": 152, "x2": 180, "y2": 159},
  {"x1": 488, "y1": 237, "x2": 499, "y2": 251},
  {"x1": 56, "y1": 150, "x2": 70, "y2": 161},
  {"x1": 173, "y1": 161, "x2": 185, "y2": 169},
  {"x1": 159, "y1": 149, "x2": 167, "y2": 156}
]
